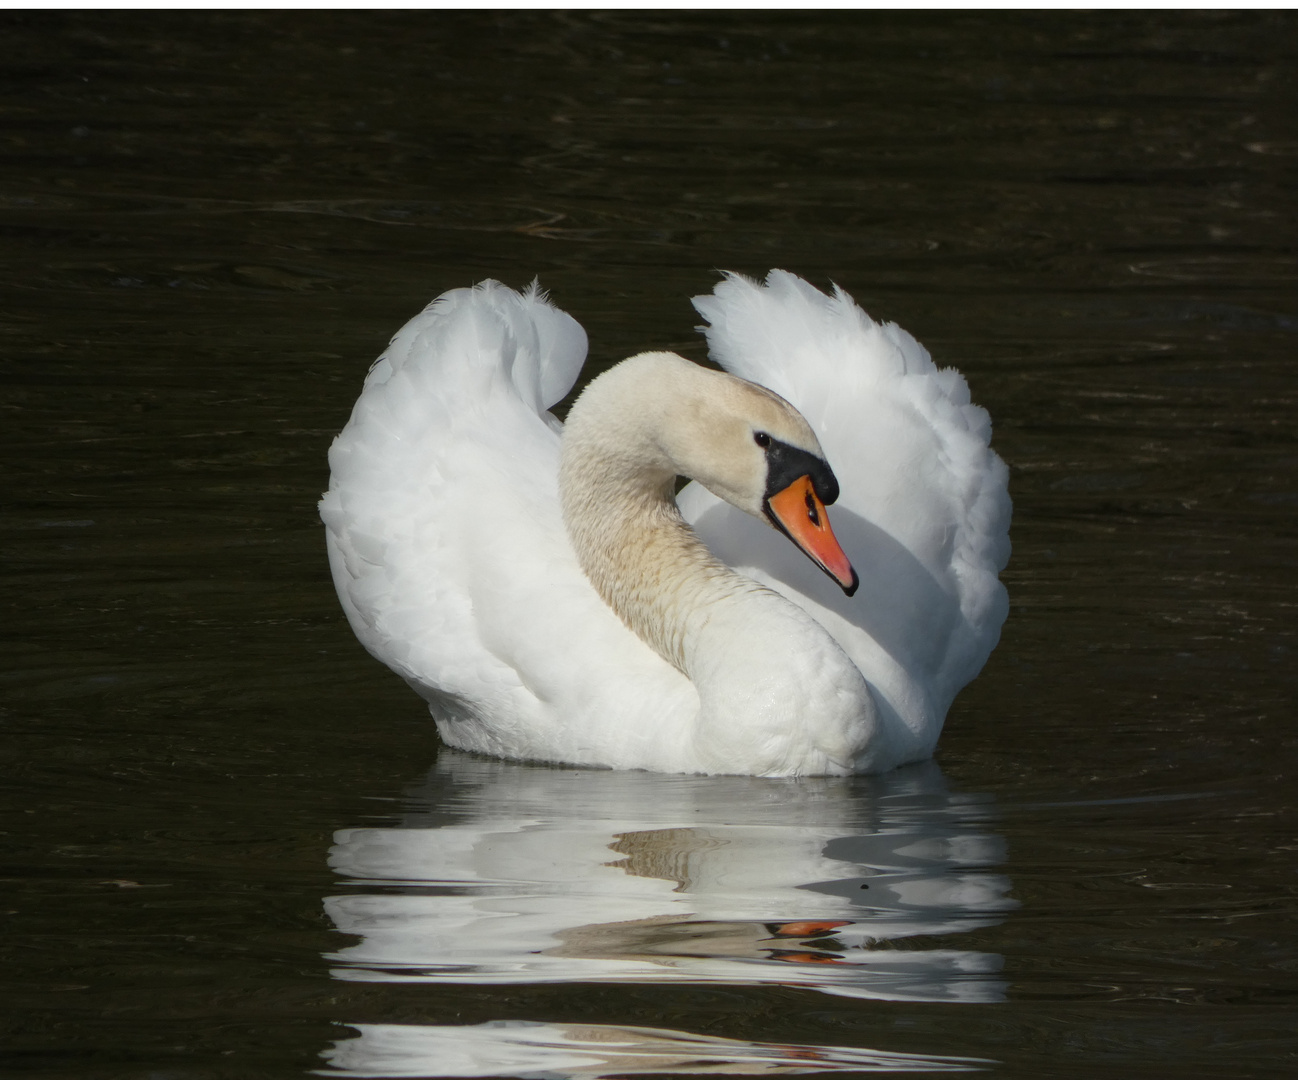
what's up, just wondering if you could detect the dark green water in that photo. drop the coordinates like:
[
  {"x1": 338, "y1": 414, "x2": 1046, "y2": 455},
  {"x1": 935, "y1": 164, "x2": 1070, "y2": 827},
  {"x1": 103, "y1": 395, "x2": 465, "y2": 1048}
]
[{"x1": 2, "y1": 11, "x2": 1295, "y2": 1078}]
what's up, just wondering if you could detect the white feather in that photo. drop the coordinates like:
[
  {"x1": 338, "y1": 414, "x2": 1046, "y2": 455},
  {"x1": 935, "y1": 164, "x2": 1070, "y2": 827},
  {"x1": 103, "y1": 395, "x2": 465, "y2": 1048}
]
[
  {"x1": 683, "y1": 270, "x2": 1010, "y2": 745},
  {"x1": 321, "y1": 273, "x2": 1010, "y2": 775}
]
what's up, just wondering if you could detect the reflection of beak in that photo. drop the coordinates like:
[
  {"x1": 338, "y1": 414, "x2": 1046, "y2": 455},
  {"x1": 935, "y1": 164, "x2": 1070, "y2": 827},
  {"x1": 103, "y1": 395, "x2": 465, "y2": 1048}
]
[
  {"x1": 768, "y1": 949, "x2": 847, "y2": 965},
  {"x1": 765, "y1": 476, "x2": 859, "y2": 596},
  {"x1": 765, "y1": 919, "x2": 852, "y2": 939}
]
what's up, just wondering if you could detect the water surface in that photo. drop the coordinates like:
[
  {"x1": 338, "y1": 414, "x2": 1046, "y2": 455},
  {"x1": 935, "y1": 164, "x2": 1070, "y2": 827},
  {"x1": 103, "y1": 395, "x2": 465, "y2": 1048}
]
[{"x1": 1, "y1": 11, "x2": 1295, "y2": 1079}]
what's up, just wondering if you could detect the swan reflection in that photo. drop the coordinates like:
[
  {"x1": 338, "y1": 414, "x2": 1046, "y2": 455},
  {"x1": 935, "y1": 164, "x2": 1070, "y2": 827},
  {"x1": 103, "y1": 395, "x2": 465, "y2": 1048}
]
[
  {"x1": 324, "y1": 753, "x2": 1014, "y2": 1004},
  {"x1": 317, "y1": 1021, "x2": 988, "y2": 1077}
]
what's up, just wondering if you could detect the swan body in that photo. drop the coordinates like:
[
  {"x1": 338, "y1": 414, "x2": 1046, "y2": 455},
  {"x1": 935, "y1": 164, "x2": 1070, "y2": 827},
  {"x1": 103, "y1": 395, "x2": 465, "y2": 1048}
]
[{"x1": 320, "y1": 271, "x2": 1010, "y2": 776}]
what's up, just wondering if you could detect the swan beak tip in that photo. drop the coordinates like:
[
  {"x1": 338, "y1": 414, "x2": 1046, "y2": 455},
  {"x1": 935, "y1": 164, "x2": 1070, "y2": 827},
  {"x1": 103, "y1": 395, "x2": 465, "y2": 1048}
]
[{"x1": 842, "y1": 568, "x2": 859, "y2": 597}]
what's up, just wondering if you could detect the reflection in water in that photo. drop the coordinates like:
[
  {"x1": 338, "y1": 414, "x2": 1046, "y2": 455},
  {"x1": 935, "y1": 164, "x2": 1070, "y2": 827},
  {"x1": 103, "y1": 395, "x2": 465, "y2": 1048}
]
[
  {"x1": 316, "y1": 1021, "x2": 988, "y2": 1077},
  {"x1": 324, "y1": 753, "x2": 1015, "y2": 1005}
]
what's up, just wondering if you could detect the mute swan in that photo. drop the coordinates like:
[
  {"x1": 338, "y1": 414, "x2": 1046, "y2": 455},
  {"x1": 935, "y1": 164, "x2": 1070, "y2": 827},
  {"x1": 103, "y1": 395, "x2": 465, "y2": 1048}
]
[{"x1": 320, "y1": 271, "x2": 1010, "y2": 776}]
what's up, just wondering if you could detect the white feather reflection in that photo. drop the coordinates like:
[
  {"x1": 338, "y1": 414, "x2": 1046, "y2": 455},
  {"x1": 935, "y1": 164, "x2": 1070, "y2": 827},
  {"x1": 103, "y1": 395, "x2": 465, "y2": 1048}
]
[
  {"x1": 316, "y1": 1021, "x2": 989, "y2": 1077},
  {"x1": 324, "y1": 753, "x2": 1015, "y2": 1004}
]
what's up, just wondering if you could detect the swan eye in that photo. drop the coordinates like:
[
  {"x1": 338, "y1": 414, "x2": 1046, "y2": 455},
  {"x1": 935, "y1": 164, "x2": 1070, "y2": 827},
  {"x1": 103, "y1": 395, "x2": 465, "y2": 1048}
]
[{"x1": 753, "y1": 431, "x2": 771, "y2": 448}]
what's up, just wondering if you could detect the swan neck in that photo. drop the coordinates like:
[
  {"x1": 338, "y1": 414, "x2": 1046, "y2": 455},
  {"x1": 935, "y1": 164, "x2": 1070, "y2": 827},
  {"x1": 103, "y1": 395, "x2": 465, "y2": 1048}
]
[
  {"x1": 558, "y1": 355, "x2": 758, "y2": 673},
  {"x1": 562, "y1": 462, "x2": 752, "y2": 673},
  {"x1": 558, "y1": 352, "x2": 883, "y2": 775}
]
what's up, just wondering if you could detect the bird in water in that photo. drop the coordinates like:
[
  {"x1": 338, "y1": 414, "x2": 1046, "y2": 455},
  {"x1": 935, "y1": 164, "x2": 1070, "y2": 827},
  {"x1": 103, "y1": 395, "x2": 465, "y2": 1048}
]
[{"x1": 320, "y1": 270, "x2": 1010, "y2": 776}]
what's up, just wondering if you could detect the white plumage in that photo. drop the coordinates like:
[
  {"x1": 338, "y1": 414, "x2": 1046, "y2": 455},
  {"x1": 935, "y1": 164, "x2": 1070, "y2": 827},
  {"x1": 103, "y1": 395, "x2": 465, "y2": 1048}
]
[{"x1": 320, "y1": 270, "x2": 1010, "y2": 775}]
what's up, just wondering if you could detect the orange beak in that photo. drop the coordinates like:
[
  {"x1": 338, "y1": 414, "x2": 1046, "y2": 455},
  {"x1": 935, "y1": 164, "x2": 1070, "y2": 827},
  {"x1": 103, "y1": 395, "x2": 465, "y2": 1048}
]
[
  {"x1": 766, "y1": 919, "x2": 852, "y2": 938},
  {"x1": 765, "y1": 475, "x2": 859, "y2": 596}
]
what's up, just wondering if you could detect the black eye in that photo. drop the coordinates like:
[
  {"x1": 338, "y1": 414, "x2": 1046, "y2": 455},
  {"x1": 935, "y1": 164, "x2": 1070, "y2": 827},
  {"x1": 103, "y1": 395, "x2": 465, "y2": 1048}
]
[{"x1": 753, "y1": 431, "x2": 771, "y2": 448}]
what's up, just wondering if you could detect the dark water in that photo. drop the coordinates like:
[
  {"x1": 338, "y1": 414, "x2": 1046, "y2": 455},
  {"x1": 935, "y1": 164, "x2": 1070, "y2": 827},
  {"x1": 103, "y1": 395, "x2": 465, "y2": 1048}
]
[{"x1": 2, "y1": 11, "x2": 1295, "y2": 1078}]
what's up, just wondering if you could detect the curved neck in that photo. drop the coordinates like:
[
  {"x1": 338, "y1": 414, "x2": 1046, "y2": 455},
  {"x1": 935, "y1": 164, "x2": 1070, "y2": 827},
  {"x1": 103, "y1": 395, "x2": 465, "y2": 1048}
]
[
  {"x1": 560, "y1": 438, "x2": 885, "y2": 775},
  {"x1": 557, "y1": 352, "x2": 886, "y2": 774},
  {"x1": 560, "y1": 446, "x2": 757, "y2": 674},
  {"x1": 558, "y1": 353, "x2": 770, "y2": 673}
]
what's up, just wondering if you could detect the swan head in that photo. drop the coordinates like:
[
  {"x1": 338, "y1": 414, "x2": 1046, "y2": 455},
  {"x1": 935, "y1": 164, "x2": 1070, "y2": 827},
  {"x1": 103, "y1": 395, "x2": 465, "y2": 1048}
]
[
  {"x1": 562, "y1": 352, "x2": 858, "y2": 596},
  {"x1": 658, "y1": 361, "x2": 859, "y2": 597}
]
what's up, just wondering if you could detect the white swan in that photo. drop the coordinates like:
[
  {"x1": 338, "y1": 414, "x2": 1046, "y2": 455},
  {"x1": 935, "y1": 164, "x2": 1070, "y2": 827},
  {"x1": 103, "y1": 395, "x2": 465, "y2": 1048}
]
[{"x1": 320, "y1": 270, "x2": 1010, "y2": 776}]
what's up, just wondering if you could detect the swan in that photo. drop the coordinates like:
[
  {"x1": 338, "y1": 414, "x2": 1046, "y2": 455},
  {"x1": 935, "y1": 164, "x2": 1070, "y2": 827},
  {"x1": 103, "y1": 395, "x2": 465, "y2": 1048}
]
[{"x1": 319, "y1": 270, "x2": 1010, "y2": 776}]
